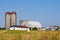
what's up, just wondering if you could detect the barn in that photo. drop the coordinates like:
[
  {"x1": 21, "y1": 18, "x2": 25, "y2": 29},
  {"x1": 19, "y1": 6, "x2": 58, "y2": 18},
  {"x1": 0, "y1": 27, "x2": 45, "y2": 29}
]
[
  {"x1": 20, "y1": 20, "x2": 42, "y2": 28},
  {"x1": 10, "y1": 25, "x2": 29, "y2": 30}
]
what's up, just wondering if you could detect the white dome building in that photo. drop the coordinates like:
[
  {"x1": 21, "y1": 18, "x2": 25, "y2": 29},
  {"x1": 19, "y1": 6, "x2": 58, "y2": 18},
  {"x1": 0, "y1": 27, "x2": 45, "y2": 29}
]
[{"x1": 20, "y1": 20, "x2": 42, "y2": 28}]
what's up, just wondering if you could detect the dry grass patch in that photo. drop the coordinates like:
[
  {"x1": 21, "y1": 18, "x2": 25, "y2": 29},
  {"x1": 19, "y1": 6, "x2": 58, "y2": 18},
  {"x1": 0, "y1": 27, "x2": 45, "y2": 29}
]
[{"x1": 0, "y1": 30, "x2": 60, "y2": 40}]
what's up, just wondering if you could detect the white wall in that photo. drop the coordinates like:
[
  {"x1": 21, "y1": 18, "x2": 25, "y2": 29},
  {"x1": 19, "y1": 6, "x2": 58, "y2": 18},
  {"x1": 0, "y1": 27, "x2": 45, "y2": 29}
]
[{"x1": 10, "y1": 27, "x2": 29, "y2": 30}]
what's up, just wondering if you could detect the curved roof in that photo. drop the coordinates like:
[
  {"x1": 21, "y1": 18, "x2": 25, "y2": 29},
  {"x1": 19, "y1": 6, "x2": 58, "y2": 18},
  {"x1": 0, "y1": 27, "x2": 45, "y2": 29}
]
[{"x1": 28, "y1": 21, "x2": 42, "y2": 28}]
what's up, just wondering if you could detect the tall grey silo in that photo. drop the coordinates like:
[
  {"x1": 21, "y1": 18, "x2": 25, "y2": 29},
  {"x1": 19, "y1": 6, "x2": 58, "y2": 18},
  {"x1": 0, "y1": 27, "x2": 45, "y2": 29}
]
[
  {"x1": 11, "y1": 12, "x2": 16, "y2": 26},
  {"x1": 5, "y1": 12, "x2": 11, "y2": 30}
]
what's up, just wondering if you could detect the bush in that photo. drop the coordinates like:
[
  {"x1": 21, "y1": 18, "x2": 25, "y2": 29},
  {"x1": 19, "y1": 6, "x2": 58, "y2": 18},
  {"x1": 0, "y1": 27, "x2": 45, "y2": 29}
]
[
  {"x1": 29, "y1": 28, "x2": 31, "y2": 30},
  {"x1": 32, "y1": 27, "x2": 38, "y2": 30},
  {"x1": 0, "y1": 27, "x2": 5, "y2": 30}
]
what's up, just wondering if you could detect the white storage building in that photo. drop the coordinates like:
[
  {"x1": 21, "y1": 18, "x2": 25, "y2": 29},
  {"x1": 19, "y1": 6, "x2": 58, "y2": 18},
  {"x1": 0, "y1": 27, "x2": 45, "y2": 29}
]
[{"x1": 20, "y1": 20, "x2": 42, "y2": 28}]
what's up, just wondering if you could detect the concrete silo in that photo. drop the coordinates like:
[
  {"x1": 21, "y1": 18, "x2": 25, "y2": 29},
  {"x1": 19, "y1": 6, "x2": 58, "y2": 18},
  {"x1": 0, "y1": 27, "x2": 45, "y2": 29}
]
[
  {"x1": 5, "y1": 12, "x2": 11, "y2": 30},
  {"x1": 20, "y1": 20, "x2": 28, "y2": 26},
  {"x1": 11, "y1": 12, "x2": 16, "y2": 26}
]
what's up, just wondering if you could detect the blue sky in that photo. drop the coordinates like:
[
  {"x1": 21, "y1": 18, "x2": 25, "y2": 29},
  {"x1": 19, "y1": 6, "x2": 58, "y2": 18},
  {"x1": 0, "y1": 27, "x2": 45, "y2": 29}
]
[{"x1": 0, "y1": 0, "x2": 60, "y2": 27}]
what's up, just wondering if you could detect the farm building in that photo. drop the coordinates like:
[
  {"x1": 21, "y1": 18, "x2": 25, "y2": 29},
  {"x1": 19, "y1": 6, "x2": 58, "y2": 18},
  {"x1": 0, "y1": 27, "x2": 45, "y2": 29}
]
[
  {"x1": 10, "y1": 25, "x2": 29, "y2": 30},
  {"x1": 20, "y1": 20, "x2": 42, "y2": 28}
]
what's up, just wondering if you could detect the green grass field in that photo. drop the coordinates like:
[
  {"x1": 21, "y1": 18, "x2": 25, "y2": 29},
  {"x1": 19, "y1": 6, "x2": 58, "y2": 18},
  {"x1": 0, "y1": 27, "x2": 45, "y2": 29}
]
[{"x1": 0, "y1": 30, "x2": 60, "y2": 40}]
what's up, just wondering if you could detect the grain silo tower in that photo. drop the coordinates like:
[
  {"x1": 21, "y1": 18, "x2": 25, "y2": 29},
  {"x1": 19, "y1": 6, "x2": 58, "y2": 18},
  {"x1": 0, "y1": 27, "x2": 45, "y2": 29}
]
[
  {"x1": 5, "y1": 12, "x2": 11, "y2": 30},
  {"x1": 11, "y1": 12, "x2": 16, "y2": 26},
  {"x1": 20, "y1": 20, "x2": 28, "y2": 26}
]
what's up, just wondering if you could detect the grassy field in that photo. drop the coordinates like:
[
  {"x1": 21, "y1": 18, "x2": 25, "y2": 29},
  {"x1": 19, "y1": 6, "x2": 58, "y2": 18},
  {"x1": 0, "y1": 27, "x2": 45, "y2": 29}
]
[{"x1": 0, "y1": 30, "x2": 60, "y2": 40}]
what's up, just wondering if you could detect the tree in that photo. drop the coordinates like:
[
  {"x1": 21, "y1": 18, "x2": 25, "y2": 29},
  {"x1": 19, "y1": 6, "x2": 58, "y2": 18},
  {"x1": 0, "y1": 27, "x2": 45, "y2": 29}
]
[{"x1": 32, "y1": 27, "x2": 38, "y2": 30}]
